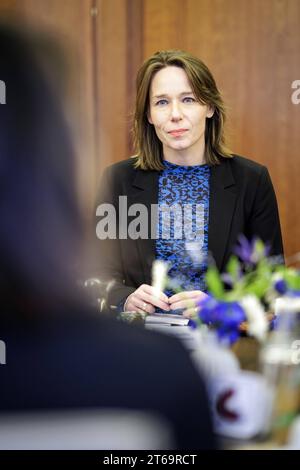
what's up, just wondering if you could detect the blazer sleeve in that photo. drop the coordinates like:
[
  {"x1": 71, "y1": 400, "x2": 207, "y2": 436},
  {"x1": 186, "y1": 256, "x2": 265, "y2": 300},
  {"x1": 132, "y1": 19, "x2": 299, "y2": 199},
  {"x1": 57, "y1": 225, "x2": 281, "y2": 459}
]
[
  {"x1": 92, "y1": 166, "x2": 136, "y2": 311},
  {"x1": 247, "y1": 166, "x2": 284, "y2": 259}
]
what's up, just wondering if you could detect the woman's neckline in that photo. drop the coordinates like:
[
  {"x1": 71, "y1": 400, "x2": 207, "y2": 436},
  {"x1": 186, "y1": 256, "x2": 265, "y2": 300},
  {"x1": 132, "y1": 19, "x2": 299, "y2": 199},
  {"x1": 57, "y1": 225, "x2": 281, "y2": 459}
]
[{"x1": 163, "y1": 159, "x2": 209, "y2": 169}]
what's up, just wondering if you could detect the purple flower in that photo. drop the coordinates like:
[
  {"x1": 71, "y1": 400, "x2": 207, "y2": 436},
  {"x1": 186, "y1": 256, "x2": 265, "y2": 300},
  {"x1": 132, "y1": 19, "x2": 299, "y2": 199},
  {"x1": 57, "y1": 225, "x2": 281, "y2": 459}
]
[
  {"x1": 234, "y1": 235, "x2": 255, "y2": 263},
  {"x1": 234, "y1": 235, "x2": 270, "y2": 265}
]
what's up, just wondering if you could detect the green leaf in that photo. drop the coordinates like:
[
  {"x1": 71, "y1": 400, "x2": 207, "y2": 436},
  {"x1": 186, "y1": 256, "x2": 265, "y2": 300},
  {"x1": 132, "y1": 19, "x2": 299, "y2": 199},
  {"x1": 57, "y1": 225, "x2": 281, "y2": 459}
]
[
  {"x1": 206, "y1": 267, "x2": 225, "y2": 299},
  {"x1": 226, "y1": 256, "x2": 240, "y2": 283},
  {"x1": 254, "y1": 238, "x2": 266, "y2": 261},
  {"x1": 285, "y1": 271, "x2": 300, "y2": 290},
  {"x1": 243, "y1": 277, "x2": 270, "y2": 298}
]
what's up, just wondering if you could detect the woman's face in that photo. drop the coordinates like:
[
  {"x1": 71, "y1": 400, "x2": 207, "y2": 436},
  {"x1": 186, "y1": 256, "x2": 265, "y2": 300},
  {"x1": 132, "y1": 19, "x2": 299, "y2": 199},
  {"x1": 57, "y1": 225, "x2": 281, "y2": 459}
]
[{"x1": 148, "y1": 66, "x2": 213, "y2": 158}]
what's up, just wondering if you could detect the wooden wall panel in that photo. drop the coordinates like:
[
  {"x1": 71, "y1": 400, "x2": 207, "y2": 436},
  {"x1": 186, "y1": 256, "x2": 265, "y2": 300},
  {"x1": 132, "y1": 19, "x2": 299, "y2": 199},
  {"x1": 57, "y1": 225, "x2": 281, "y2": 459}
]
[
  {"x1": 143, "y1": 0, "x2": 187, "y2": 53},
  {"x1": 125, "y1": 0, "x2": 144, "y2": 154},
  {"x1": 94, "y1": 0, "x2": 128, "y2": 175},
  {"x1": 94, "y1": 0, "x2": 143, "y2": 178},
  {"x1": 0, "y1": 0, "x2": 18, "y2": 13}
]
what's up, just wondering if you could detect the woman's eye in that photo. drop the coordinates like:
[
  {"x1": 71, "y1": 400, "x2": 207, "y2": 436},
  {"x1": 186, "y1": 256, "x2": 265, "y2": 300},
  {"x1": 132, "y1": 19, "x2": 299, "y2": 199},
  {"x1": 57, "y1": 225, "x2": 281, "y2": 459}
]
[
  {"x1": 155, "y1": 99, "x2": 168, "y2": 106},
  {"x1": 183, "y1": 97, "x2": 196, "y2": 103}
]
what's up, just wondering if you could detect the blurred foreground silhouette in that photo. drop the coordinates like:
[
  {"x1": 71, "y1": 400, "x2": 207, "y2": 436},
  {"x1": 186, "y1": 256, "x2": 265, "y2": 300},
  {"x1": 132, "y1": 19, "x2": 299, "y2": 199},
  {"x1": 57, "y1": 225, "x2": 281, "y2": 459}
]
[{"x1": 0, "y1": 22, "x2": 216, "y2": 450}]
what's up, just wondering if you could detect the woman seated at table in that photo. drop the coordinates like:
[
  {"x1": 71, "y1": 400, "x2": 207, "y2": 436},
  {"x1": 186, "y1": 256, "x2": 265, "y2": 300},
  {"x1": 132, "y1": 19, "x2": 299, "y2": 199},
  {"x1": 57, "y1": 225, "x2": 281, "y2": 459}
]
[{"x1": 95, "y1": 50, "x2": 283, "y2": 316}]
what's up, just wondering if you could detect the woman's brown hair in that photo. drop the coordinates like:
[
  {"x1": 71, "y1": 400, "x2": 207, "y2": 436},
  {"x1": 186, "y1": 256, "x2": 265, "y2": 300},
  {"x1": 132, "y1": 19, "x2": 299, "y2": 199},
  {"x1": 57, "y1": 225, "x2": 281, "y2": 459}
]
[{"x1": 133, "y1": 50, "x2": 232, "y2": 170}]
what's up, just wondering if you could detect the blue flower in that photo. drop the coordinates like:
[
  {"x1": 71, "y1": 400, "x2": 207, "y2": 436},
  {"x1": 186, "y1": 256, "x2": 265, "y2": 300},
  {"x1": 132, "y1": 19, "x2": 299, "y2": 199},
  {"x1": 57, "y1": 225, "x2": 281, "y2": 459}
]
[
  {"x1": 274, "y1": 279, "x2": 288, "y2": 295},
  {"x1": 217, "y1": 326, "x2": 240, "y2": 345},
  {"x1": 188, "y1": 319, "x2": 198, "y2": 330},
  {"x1": 197, "y1": 298, "x2": 246, "y2": 344}
]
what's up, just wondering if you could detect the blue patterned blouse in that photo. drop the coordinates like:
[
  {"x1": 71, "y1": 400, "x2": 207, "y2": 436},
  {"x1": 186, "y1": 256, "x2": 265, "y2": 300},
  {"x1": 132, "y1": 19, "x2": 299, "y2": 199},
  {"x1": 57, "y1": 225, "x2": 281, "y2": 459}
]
[{"x1": 156, "y1": 160, "x2": 210, "y2": 298}]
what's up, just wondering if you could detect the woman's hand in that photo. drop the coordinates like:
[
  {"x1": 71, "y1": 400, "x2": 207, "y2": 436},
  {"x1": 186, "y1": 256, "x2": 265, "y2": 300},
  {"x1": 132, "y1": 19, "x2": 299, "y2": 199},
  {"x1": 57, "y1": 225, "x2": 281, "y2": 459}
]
[
  {"x1": 124, "y1": 284, "x2": 170, "y2": 314},
  {"x1": 168, "y1": 290, "x2": 208, "y2": 318}
]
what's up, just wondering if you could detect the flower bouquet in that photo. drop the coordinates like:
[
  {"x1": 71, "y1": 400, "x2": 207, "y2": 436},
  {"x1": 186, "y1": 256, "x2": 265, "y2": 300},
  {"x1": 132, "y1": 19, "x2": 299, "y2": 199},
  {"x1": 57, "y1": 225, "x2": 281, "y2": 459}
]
[{"x1": 189, "y1": 236, "x2": 291, "y2": 345}]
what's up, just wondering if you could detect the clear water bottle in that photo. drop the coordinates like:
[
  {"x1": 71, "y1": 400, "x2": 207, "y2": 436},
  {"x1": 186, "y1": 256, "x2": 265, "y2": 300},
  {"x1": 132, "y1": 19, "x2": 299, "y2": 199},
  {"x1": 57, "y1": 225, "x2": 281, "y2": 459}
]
[{"x1": 260, "y1": 297, "x2": 300, "y2": 445}]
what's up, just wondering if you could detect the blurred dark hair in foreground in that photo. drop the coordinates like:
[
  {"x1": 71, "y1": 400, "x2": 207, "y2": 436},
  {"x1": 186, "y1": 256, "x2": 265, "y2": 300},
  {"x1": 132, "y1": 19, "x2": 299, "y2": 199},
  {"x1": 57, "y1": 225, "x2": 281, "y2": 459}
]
[{"x1": 0, "y1": 22, "x2": 83, "y2": 311}]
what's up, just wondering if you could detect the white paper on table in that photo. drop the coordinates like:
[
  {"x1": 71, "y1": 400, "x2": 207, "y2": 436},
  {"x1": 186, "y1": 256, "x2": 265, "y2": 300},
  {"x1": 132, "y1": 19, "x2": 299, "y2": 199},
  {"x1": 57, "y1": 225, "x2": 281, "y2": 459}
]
[{"x1": 145, "y1": 313, "x2": 190, "y2": 326}]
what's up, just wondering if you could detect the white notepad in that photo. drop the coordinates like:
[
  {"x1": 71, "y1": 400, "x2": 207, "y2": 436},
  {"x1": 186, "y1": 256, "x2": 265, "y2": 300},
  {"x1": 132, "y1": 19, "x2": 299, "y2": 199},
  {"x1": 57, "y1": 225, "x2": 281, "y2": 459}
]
[{"x1": 145, "y1": 313, "x2": 190, "y2": 326}]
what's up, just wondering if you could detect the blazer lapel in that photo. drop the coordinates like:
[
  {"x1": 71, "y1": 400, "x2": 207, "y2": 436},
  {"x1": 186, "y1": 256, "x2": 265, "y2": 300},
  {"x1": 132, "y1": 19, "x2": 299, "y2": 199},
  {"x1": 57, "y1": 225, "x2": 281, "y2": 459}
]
[
  {"x1": 128, "y1": 169, "x2": 159, "y2": 285},
  {"x1": 208, "y1": 158, "x2": 237, "y2": 271}
]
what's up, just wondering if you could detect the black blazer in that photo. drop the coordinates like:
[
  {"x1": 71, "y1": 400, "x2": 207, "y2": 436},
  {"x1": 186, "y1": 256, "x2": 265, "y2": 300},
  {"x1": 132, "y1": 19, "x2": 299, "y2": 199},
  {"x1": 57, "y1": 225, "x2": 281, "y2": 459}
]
[{"x1": 94, "y1": 155, "x2": 283, "y2": 308}]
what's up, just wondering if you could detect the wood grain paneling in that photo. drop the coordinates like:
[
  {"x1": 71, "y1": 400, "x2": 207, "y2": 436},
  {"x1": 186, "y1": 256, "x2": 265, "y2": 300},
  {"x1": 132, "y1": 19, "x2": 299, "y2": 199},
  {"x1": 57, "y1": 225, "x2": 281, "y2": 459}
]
[
  {"x1": 143, "y1": 0, "x2": 187, "y2": 54},
  {"x1": 126, "y1": 0, "x2": 144, "y2": 154},
  {"x1": 0, "y1": 0, "x2": 18, "y2": 13},
  {"x1": 94, "y1": 0, "x2": 144, "y2": 178},
  {"x1": 94, "y1": 0, "x2": 127, "y2": 176}
]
